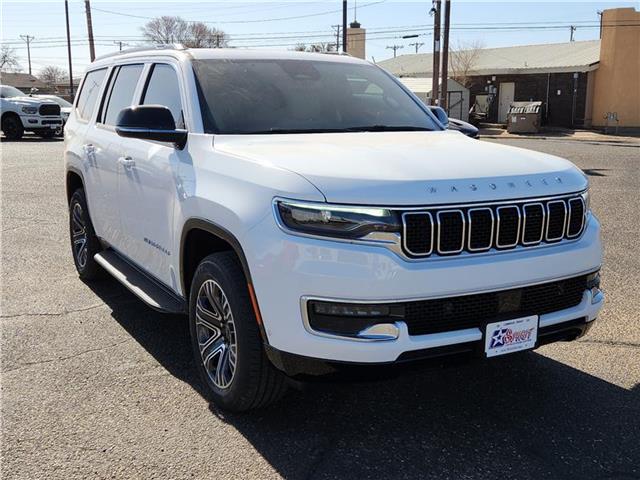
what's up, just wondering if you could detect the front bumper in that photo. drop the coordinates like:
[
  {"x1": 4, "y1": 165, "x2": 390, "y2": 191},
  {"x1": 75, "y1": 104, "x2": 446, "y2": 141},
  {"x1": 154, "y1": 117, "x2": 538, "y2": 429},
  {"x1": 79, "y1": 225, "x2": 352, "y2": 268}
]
[
  {"x1": 19, "y1": 115, "x2": 62, "y2": 129},
  {"x1": 246, "y1": 213, "x2": 603, "y2": 364}
]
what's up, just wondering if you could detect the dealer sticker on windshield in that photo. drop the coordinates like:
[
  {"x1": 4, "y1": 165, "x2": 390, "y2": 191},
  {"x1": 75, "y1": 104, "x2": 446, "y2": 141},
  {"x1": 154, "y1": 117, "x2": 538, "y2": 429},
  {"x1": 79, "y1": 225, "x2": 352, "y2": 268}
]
[{"x1": 485, "y1": 316, "x2": 538, "y2": 358}]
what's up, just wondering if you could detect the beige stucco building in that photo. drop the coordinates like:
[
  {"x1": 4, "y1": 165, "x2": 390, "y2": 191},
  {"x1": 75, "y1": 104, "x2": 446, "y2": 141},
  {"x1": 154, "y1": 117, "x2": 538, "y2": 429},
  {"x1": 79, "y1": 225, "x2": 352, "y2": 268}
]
[{"x1": 590, "y1": 7, "x2": 640, "y2": 129}]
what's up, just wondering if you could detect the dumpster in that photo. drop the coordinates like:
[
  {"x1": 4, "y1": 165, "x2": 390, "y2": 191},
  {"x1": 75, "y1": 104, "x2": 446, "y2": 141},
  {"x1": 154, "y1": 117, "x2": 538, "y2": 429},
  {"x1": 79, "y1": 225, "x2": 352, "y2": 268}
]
[{"x1": 507, "y1": 101, "x2": 543, "y2": 133}]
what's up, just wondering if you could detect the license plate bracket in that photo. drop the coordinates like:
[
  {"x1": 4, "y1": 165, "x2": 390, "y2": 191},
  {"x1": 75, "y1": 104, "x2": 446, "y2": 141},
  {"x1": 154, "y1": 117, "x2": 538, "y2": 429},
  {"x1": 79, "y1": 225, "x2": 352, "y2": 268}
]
[{"x1": 484, "y1": 315, "x2": 538, "y2": 358}]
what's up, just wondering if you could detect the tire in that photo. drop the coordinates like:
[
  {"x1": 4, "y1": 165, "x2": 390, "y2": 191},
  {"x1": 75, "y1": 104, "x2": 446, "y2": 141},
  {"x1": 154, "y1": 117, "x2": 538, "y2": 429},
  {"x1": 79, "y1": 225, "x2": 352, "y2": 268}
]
[
  {"x1": 69, "y1": 188, "x2": 104, "y2": 280},
  {"x1": 189, "y1": 252, "x2": 287, "y2": 411},
  {"x1": 1, "y1": 114, "x2": 24, "y2": 140}
]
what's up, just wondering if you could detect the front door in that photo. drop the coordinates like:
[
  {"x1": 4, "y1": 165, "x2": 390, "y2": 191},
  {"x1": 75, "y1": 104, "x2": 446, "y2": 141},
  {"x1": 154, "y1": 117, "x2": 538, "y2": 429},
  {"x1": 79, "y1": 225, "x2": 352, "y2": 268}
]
[
  {"x1": 117, "y1": 62, "x2": 187, "y2": 291},
  {"x1": 498, "y1": 82, "x2": 515, "y2": 123}
]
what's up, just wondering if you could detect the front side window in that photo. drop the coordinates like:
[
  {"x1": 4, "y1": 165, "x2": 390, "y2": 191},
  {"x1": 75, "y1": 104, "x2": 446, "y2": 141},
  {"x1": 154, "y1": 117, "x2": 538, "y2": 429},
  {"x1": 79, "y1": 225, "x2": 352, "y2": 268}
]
[
  {"x1": 192, "y1": 58, "x2": 439, "y2": 134},
  {"x1": 75, "y1": 68, "x2": 107, "y2": 120},
  {"x1": 102, "y1": 64, "x2": 144, "y2": 126},
  {"x1": 141, "y1": 64, "x2": 185, "y2": 129}
]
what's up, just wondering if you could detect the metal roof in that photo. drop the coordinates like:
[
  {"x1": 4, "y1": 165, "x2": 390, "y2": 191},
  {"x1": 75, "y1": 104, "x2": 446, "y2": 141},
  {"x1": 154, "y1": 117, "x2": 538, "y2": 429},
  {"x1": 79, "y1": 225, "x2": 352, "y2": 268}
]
[
  {"x1": 398, "y1": 77, "x2": 467, "y2": 93},
  {"x1": 378, "y1": 40, "x2": 601, "y2": 76}
]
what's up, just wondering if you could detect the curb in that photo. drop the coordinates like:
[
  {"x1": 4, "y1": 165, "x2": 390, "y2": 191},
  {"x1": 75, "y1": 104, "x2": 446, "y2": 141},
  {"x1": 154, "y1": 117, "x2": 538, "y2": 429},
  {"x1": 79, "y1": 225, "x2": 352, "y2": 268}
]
[{"x1": 480, "y1": 135, "x2": 640, "y2": 146}]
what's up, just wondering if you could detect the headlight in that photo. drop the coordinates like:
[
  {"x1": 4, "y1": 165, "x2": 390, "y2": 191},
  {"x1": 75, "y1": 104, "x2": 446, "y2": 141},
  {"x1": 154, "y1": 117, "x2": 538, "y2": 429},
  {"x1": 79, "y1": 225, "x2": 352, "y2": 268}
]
[
  {"x1": 580, "y1": 189, "x2": 591, "y2": 212},
  {"x1": 21, "y1": 106, "x2": 38, "y2": 114},
  {"x1": 276, "y1": 200, "x2": 401, "y2": 239}
]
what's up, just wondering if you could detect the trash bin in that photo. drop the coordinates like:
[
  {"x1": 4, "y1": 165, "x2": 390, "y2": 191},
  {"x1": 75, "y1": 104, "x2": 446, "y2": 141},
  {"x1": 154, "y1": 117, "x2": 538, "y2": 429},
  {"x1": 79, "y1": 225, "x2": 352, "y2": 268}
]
[{"x1": 507, "y1": 101, "x2": 543, "y2": 133}]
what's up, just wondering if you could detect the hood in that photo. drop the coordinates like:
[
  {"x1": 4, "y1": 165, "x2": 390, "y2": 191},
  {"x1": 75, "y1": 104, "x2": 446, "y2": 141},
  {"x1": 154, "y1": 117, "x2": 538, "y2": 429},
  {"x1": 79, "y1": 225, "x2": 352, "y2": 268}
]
[
  {"x1": 4, "y1": 96, "x2": 45, "y2": 107},
  {"x1": 214, "y1": 130, "x2": 587, "y2": 205}
]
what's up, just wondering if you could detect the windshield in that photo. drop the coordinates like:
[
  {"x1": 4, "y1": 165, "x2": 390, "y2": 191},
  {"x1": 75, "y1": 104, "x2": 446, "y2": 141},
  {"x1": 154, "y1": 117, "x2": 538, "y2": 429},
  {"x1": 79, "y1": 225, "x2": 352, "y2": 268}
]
[
  {"x1": 192, "y1": 58, "x2": 440, "y2": 134},
  {"x1": 40, "y1": 96, "x2": 72, "y2": 108},
  {"x1": 0, "y1": 85, "x2": 25, "y2": 98}
]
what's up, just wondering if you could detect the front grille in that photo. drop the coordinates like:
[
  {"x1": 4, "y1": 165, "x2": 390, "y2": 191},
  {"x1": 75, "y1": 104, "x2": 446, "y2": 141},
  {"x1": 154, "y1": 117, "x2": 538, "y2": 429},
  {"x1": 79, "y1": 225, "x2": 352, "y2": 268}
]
[
  {"x1": 402, "y1": 194, "x2": 586, "y2": 257},
  {"x1": 39, "y1": 104, "x2": 60, "y2": 116},
  {"x1": 42, "y1": 120, "x2": 62, "y2": 125},
  {"x1": 403, "y1": 275, "x2": 588, "y2": 335}
]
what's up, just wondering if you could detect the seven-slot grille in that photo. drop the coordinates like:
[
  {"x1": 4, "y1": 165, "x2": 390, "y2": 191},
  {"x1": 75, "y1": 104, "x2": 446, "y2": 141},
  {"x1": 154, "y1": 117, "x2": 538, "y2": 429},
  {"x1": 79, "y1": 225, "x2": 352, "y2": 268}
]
[{"x1": 402, "y1": 194, "x2": 587, "y2": 257}]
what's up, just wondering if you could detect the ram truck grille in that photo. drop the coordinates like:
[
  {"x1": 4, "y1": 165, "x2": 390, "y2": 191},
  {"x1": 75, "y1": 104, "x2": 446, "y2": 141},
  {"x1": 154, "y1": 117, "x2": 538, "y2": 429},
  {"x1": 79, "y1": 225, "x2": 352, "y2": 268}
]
[
  {"x1": 402, "y1": 194, "x2": 586, "y2": 257},
  {"x1": 39, "y1": 104, "x2": 61, "y2": 116}
]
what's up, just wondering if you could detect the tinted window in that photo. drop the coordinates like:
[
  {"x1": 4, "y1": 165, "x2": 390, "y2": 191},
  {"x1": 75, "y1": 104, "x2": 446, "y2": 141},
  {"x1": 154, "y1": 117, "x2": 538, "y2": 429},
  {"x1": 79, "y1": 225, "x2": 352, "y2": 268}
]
[
  {"x1": 192, "y1": 59, "x2": 439, "y2": 134},
  {"x1": 142, "y1": 64, "x2": 184, "y2": 129},
  {"x1": 1, "y1": 85, "x2": 25, "y2": 98},
  {"x1": 102, "y1": 64, "x2": 143, "y2": 125},
  {"x1": 76, "y1": 69, "x2": 107, "y2": 120}
]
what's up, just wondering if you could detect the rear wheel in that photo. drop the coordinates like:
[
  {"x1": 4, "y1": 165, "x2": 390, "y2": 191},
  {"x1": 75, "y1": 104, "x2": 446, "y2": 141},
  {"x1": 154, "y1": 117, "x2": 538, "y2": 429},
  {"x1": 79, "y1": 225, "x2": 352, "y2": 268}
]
[
  {"x1": 69, "y1": 189, "x2": 104, "y2": 280},
  {"x1": 189, "y1": 252, "x2": 287, "y2": 411},
  {"x1": 1, "y1": 114, "x2": 24, "y2": 140}
]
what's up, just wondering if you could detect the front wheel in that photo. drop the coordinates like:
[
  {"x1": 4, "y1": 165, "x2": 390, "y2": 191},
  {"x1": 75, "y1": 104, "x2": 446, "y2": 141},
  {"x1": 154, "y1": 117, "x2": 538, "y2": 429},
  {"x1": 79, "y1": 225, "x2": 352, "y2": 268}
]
[
  {"x1": 1, "y1": 115, "x2": 24, "y2": 140},
  {"x1": 189, "y1": 252, "x2": 287, "y2": 411}
]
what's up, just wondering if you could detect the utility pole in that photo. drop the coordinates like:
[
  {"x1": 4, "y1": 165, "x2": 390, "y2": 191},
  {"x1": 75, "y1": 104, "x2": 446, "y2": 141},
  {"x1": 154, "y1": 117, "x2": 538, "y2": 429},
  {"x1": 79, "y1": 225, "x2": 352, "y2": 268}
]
[
  {"x1": 85, "y1": 0, "x2": 96, "y2": 61},
  {"x1": 342, "y1": 0, "x2": 348, "y2": 53},
  {"x1": 113, "y1": 41, "x2": 129, "y2": 51},
  {"x1": 569, "y1": 25, "x2": 577, "y2": 42},
  {"x1": 332, "y1": 24, "x2": 341, "y2": 51},
  {"x1": 409, "y1": 42, "x2": 425, "y2": 54},
  {"x1": 64, "y1": 0, "x2": 74, "y2": 97},
  {"x1": 386, "y1": 45, "x2": 404, "y2": 58},
  {"x1": 431, "y1": 0, "x2": 441, "y2": 106},
  {"x1": 440, "y1": 0, "x2": 451, "y2": 110},
  {"x1": 19, "y1": 35, "x2": 34, "y2": 75},
  {"x1": 597, "y1": 11, "x2": 603, "y2": 39}
]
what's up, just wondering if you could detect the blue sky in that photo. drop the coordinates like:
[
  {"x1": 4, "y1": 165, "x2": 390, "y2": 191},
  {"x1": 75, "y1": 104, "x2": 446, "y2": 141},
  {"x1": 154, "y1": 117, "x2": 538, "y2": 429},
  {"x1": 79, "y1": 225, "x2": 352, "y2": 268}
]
[{"x1": 3, "y1": 0, "x2": 638, "y2": 76}]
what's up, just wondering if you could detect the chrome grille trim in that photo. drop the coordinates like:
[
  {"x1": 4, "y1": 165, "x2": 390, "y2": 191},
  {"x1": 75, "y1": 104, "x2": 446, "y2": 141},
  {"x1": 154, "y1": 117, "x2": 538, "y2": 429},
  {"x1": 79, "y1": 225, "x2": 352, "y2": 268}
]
[
  {"x1": 436, "y1": 210, "x2": 465, "y2": 254},
  {"x1": 467, "y1": 208, "x2": 494, "y2": 252},
  {"x1": 495, "y1": 206, "x2": 521, "y2": 249},
  {"x1": 401, "y1": 212, "x2": 434, "y2": 257},
  {"x1": 566, "y1": 197, "x2": 586, "y2": 239},
  {"x1": 398, "y1": 192, "x2": 589, "y2": 259},
  {"x1": 545, "y1": 200, "x2": 567, "y2": 242},
  {"x1": 521, "y1": 202, "x2": 546, "y2": 246}
]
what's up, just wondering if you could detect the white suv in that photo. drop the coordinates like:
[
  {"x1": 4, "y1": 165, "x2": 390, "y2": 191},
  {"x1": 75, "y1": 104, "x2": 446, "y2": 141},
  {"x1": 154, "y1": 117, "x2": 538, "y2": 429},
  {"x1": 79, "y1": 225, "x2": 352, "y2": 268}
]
[{"x1": 64, "y1": 46, "x2": 604, "y2": 411}]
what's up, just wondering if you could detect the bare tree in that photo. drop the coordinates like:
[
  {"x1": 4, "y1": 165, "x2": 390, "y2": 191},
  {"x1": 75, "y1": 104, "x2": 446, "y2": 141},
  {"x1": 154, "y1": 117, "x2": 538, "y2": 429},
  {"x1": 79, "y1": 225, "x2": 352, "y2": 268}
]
[
  {"x1": 141, "y1": 16, "x2": 228, "y2": 48},
  {"x1": 0, "y1": 45, "x2": 21, "y2": 72},
  {"x1": 449, "y1": 40, "x2": 485, "y2": 88},
  {"x1": 39, "y1": 65, "x2": 66, "y2": 88},
  {"x1": 290, "y1": 43, "x2": 335, "y2": 53}
]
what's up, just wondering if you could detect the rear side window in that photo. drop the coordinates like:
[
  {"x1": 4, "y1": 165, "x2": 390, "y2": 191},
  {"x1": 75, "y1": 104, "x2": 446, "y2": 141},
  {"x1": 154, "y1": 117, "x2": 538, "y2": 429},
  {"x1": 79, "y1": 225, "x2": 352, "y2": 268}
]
[
  {"x1": 76, "y1": 68, "x2": 107, "y2": 121},
  {"x1": 142, "y1": 64, "x2": 185, "y2": 129},
  {"x1": 102, "y1": 64, "x2": 144, "y2": 126}
]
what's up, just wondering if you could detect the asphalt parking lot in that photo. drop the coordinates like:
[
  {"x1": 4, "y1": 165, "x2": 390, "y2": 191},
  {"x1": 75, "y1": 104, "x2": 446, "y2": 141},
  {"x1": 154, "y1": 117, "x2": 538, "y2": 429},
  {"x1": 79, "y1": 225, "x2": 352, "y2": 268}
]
[{"x1": 2, "y1": 135, "x2": 639, "y2": 479}]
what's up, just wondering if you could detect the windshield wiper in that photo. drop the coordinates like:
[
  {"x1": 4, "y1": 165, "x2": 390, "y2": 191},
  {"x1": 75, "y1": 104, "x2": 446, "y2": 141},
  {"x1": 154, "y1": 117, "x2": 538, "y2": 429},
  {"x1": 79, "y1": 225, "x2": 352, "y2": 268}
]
[{"x1": 343, "y1": 125, "x2": 434, "y2": 132}]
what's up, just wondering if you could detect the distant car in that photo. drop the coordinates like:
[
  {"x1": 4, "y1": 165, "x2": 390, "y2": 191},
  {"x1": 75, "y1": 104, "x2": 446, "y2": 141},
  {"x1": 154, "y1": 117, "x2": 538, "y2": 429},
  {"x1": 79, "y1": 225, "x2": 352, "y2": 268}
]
[
  {"x1": 1, "y1": 85, "x2": 62, "y2": 140},
  {"x1": 32, "y1": 94, "x2": 73, "y2": 136},
  {"x1": 428, "y1": 106, "x2": 479, "y2": 138}
]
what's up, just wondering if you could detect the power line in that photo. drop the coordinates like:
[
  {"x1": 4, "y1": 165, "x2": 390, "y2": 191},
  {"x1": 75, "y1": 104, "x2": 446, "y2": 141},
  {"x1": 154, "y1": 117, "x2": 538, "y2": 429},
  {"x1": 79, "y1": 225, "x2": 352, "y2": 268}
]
[
  {"x1": 386, "y1": 44, "x2": 404, "y2": 58},
  {"x1": 409, "y1": 42, "x2": 425, "y2": 53}
]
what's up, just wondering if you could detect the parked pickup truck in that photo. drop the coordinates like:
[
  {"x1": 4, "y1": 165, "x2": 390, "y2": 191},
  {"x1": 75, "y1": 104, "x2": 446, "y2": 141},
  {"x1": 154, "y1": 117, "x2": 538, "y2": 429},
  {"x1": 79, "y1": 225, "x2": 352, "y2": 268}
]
[
  {"x1": 1, "y1": 85, "x2": 63, "y2": 140},
  {"x1": 65, "y1": 46, "x2": 604, "y2": 411}
]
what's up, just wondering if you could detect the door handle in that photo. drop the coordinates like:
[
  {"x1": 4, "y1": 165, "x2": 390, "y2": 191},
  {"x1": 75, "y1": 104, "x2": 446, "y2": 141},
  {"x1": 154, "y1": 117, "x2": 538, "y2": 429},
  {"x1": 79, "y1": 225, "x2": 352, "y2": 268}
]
[
  {"x1": 83, "y1": 144, "x2": 95, "y2": 154},
  {"x1": 117, "y1": 156, "x2": 135, "y2": 169}
]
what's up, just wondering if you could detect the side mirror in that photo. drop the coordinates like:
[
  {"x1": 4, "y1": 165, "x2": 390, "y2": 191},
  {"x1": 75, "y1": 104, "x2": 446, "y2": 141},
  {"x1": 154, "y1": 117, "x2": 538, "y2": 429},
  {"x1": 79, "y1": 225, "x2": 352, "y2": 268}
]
[
  {"x1": 115, "y1": 105, "x2": 187, "y2": 149},
  {"x1": 430, "y1": 106, "x2": 450, "y2": 128}
]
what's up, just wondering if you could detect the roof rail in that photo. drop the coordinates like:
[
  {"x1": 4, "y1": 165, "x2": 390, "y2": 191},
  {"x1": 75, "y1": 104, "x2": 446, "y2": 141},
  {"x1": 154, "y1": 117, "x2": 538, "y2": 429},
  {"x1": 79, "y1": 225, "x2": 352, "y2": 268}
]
[{"x1": 94, "y1": 44, "x2": 186, "y2": 62}]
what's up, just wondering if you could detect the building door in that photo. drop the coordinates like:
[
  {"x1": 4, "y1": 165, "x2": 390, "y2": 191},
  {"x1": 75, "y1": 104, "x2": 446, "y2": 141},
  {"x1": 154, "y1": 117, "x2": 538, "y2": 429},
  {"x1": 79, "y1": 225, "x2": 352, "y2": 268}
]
[{"x1": 498, "y1": 82, "x2": 515, "y2": 123}]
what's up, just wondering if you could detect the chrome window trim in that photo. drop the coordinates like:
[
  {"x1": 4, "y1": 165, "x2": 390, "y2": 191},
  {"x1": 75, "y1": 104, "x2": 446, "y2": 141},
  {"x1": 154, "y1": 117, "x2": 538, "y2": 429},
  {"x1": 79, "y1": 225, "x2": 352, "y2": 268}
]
[
  {"x1": 495, "y1": 205, "x2": 521, "y2": 249},
  {"x1": 522, "y1": 202, "x2": 546, "y2": 246},
  {"x1": 436, "y1": 210, "x2": 466, "y2": 254},
  {"x1": 401, "y1": 212, "x2": 434, "y2": 257},
  {"x1": 566, "y1": 197, "x2": 586, "y2": 239},
  {"x1": 546, "y1": 200, "x2": 567, "y2": 242},
  {"x1": 467, "y1": 207, "x2": 494, "y2": 252}
]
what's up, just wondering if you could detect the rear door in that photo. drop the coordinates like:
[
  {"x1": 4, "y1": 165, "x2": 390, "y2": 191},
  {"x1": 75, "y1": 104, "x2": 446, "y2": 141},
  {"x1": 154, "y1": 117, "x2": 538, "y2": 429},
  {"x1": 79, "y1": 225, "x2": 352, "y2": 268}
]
[
  {"x1": 87, "y1": 63, "x2": 145, "y2": 250},
  {"x1": 117, "y1": 62, "x2": 188, "y2": 289}
]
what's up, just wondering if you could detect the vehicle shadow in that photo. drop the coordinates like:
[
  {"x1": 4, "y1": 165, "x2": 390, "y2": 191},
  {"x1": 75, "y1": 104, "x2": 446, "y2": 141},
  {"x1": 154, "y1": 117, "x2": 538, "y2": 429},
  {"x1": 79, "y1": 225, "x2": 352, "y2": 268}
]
[{"x1": 87, "y1": 279, "x2": 639, "y2": 480}]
